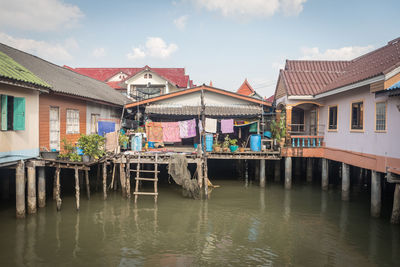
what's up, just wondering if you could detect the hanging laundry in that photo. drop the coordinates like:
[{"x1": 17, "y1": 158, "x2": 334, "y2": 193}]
[
  {"x1": 198, "y1": 120, "x2": 203, "y2": 133},
  {"x1": 161, "y1": 122, "x2": 181, "y2": 142},
  {"x1": 146, "y1": 122, "x2": 163, "y2": 142},
  {"x1": 179, "y1": 119, "x2": 196, "y2": 138},
  {"x1": 221, "y1": 119, "x2": 234, "y2": 134},
  {"x1": 205, "y1": 118, "x2": 217, "y2": 133}
]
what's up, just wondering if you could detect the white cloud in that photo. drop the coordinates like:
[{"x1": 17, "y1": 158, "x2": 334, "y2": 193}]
[
  {"x1": 300, "y1": 45, "x2": 374, "y2": 60},
  {"x1": 127, "y1": 47, "x2": 146, "y2": 60},
  {"x1": 193, "y1": 0, "x2": 306, "y2": 18},
  {"x1": 0, "y1": 0, "x2": 84, "y2": 32},
  {"x1": 92, "y1": 47, "x2": 106, "y2": 58},
  {"x1": 174, "y1": 15, "x2": 188, "y2": 30},
  {"x1": 0, "y1": 32, "x2": 76, "y2": 62},
  {"x1": 127, "y1": 37, "x2": 178, "y2": 60}
]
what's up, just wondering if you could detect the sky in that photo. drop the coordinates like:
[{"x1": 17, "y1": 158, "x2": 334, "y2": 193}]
[{"x1": 0, "y1": 0, "x2": 399, "y2": 98}]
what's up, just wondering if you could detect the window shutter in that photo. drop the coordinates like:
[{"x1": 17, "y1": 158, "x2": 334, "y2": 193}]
[
  {"x1": 13, "y1": 97, "x2": 25, "y2": 130},
  {"x1": 1, "y1": 95, "x2": 7, "y2": 131}
]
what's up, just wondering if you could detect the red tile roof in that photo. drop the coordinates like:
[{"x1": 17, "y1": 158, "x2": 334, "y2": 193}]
[
  {"x1": 265, "y1": 95, "x2": 274, "y2": 103},
  {"x1": 237, "y1": 78, "x2": 256, "y2": 96},
  {"x1": 64, "y1": 66, "x2": 190, "y2": 88},
  {"x1": 106, "y1": 81, "x2": 125, "y2": 89},
  {"x1": 278, "y1": 37, "x2": 400, "y2": 96}
]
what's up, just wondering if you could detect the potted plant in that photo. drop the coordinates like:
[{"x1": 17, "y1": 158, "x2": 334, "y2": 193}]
[
  {"x1": 222, "y1": 135, "x2": 230, "y2": 152},
  {"x1": 213, "y1": 139, "x2": 221, "y2": 153},
  {"x1": 58, "y1": 138, "x2": 82, "y2": 162},
  {"x1": 78, "y1": 134, "x2": 105, "y2": 162},
  {"x1": 271, "y1": 113, "x2": 287, "y2": 147},
  {"x1": 239, "y1": 141, "x2": 246, "y2": 153},
  {"x1": 119, "y1": 133, "x2": 129, "y2": 150},
  {"x1": 229, "y1": 138, "x2": 238, "y2": 152}
]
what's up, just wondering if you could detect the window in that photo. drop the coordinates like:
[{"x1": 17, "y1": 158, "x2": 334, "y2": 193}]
[
  {"x1": 66, "y1": 109, "x2": 79, "y2": 134},
  {"x1": 328, "y1": 105, "x2": 338, "y2": 130},
  {"x1": 148, "y1": 74, "x2": 152, "y2": 78},
  {"x1": 144, "y1": 74, "x2": 148, "y2": 79},
  {"x1": 351, "y1": 101, "x2": 363, "y2": 130},
  {"x1": 1, "y1": 95, "x2": 25, "y2": 131},
  {"x1": 375, "y1": 102, "x2": 386, "y2": 131}
]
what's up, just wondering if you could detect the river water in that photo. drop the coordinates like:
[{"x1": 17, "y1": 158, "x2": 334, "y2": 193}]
[{"x1": 0, "y1": 180, "x2": 399, "y2": 266}]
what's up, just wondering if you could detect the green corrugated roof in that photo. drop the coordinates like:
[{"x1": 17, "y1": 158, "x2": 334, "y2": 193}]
[{"x1": 0, "y1": 51, "x2": 51, "y2": 88}]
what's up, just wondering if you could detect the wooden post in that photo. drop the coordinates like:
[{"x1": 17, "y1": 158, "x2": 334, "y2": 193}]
[
  {"x1": 200, "y1": 87, "x2": 208, "y2": 199},
  {"x1": 197, "y1": 160, "x2": 203, "y2": 188},
  {"x1": 371, "y1": 170, "x2": 381, "y2": 218},
  {"x1": 126, "y1": 157, "x2": 131, "y2": 199},
  {"x1": 16, "y1": 160, "x2": 25, "y2": 219},
  {"x1": 120, "y1": 157, "x2": 126, "y2": 198},
  {"x1": 306, "y1": 158, "x2": 313, "y2": 182},
  {"x1": 341, "y1": 163, "x2": 350, "y2": 201},
  {"x1": 27, "y1": 165, "x2": 37, "y2": 214},
  {"x1": 285, "y1": 157, "x2": 292, "y2": 189},
  {"x1": 55, "y1": 167, "x2": 61, "y2": 211},
  {"x1": 53, "y1": 169, "x2": 57, "y2": 200},
  {"x1": 204, "y1": 158, "x2": 209, "y2": 198},
  {"x1": 391, "y1": 184, "x2": 400, "y2": 224},
  {"x1": 274, "y1": 160, "x2": 280, "y2": 182},
  {"x1": 154, "y1": 154, "x2": 158, "y2": 203},
  {"x1": 321, "y1": 158, "x2": 329, "y2": 191},
  {"x1": 260, "y1": 159, "x2": 266, "y2": 188},
  {"x1": 38, "y1": 166, "x2": 46, "y2": 208},
  {"x1": 74, "y1": 168, "x2": 80, "y2": 211},
  {"x1": 103, "y1": 162, "x2": 107, "y2": 200},
  {"x1": 85, "y1": 170, "x2": 90, "y2": 200}
]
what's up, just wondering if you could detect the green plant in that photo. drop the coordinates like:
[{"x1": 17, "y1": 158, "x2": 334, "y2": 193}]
[
  {"x1": 78, "y1": 134, "x2": 105, "y2": 160},
  {"x1": 212, "y1": 138, "x2": 220, "y2": 148},
  {"x1": 59, "y1": 138, "x2": 82, "y2": 162},
  {"x1": 118, "y1": 133, "x2": 129, "y2": 147},
  {"x1": 271, "y1": 113, "x2": 286, "y2": 141},
  {"x1": 229, "y1": 138, "x2": 238, "y2": 146},
  {"x1": 222, "y1": 135, "x2": 230, "y2": 148}
]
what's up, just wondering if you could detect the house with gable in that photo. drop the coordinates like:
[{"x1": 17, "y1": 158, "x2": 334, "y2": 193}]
[
  {"x1": 236, "y1": 78, "x2": 263, "y2": 100},
  {"x1": 67, "y1": 65, "x2": 193, "y2": 101},
  {"x1": 273, "y1": 37, "x2": 400, "y2": 219}
]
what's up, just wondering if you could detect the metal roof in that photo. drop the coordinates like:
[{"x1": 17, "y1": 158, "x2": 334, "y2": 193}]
[
  {"x1": 145, "y1": 104, "x2": 262, "y2": 116},
  {"x1": 0, "y1": 51, "x2": 51, "y2": 89},
  {"x1": 388, "y1": 81, "x2": 400, "y2": 90},
  {"x1": 0, "y1": 43, "x2": 130, "y2": 106}
]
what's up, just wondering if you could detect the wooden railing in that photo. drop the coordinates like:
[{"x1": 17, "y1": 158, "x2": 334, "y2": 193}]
[{"x1": 290, "y1": 135, "x2": 324, "y2": 148}]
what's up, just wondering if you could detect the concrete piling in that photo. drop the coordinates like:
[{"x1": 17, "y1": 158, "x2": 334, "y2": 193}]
[
  {"x1": 74, "y1": 168, "x2": 80, "y2": 211},
  {"x1": 15, "y1": 161, "x2": 25, "y2": 219},
  {"x1": 27, "y1": 165, "x2": 37, "y2": 214},
  {"x1": 285, "y1": 157, "x2": 292, "y2": 190},
  {"x1": 371, "y1": 170, "x2": 381, "y2": 218},
  {"x1": 38, "y1": 167, "x2": 46, "y2": 208},
  {"x1": 260, "y1": 159, "x2": 266, "y2": 188},
  {"x1": 341, "y1": 163, "x2": 350, "y2": 201},
  {"x1": 391, "y1": 184, "x2": 400, "y2": 224},
  {"x1": 321, "y1": 159, "x2": 329, "y2": 191}
]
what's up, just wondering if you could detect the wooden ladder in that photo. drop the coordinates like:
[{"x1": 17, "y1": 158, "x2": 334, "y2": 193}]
[{"x1": 133, "y1": 154, "x2": 159, "y2": 203}]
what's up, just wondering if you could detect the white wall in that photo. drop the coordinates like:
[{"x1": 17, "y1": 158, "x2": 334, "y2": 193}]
[{"x1": 86, "y1": 102, "x2": 122, "y2": 134}]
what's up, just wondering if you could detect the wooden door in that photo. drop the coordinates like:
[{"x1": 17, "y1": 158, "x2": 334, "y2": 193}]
[{"x1": 49, "y1": 107, "x2": 60, "y2": 151}]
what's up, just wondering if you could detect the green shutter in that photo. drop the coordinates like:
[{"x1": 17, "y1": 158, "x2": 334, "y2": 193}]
[
  {"x1": 1, "y1": 95, "x2": 7, "y2": 131},
  {"x1": 13, "y1": 97, "x2": 25, "y2": 131}
]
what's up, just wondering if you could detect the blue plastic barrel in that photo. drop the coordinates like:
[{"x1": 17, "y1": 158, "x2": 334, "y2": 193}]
[
  {"x1": 250, "y1": 134, "x2": 261, "y2": 151},
  {"x1": 205, "y1": 134, "x2": 213, "y2": 152},
  {"x1": 132, "y1": 135, "x2": 142, "y2": 151}
]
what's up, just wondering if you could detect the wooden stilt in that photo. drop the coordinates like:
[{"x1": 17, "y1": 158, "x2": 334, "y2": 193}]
[
  {"x1": 197, "y1": 160, "x2": 203, "y2": 188},
  {"x1": 120, "y1": 157, "x2": 126, "y2": 198},
  {"x1": 38, "y1": 166, "x2": 46, "y2": 208},
  {"x1": 260, "y1": 159, "x2": 266, "y2": 188},
  {"x1": 285, "y1": 157, "x2": 292, "y2": 190},
  {"x1": 341, "y1": 163, "x2": 350, "y2": 201},
  {"x1": 27, "y1": 165, "x2": 37, "y2": 214},
  {"x1": 371, "y1": 171, "x2": 381, "y2": 218},
  {"x1": 391, "y1": 184, "x2": 400, "y2": 224},
  {"x1": 15, "y1": 160, "x2": 25, "y2": 219},
  {"x1": 85, "y1": 169, "x2": 90, "y2": 200},
  {"x1": 53, "y1": 169, "x2": 57, "y2": 200},
  {"x1": 75, "y1": 168, "x2": 80, "y2": 211},
  {"x1": 204, "y1": 158, "x2": 209, "y2": 199},
  {"x1": 111, "y1": 163, "x2": 116, "y2": 190},
  {"x1": 321, "y1": 158, "x2": 329, "y2": 191},
  {"x1": 55, "y1": 167, "x2": 61, "y2": 211},
  {"x1": 154, "y1": 154, "x2": 158, "y2": 203},
  {"x1": 103, "y1": 162, "x2": 107, "y2": 200},
  {"x1": 126, "y1": 157, "x2": 131, "y2": 199},
  {"x1": 134, "y1": 156, "x2": 140, "y2": 204}
]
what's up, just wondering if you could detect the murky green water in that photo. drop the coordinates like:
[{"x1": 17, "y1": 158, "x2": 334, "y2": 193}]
[{"x1": 0, "y1": 180, "x2": 399, "y2": 266}]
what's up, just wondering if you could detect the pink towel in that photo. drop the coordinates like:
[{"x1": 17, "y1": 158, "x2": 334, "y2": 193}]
[
  {"x1": 221, "y1": 119, "x2": 234, "y2": 133},
  {"x1": 179, "y1": 119, "x2": 196, "y2": 138},
  {"x1": 161, "y1": 122, "x2": 181, "y2": 142}
]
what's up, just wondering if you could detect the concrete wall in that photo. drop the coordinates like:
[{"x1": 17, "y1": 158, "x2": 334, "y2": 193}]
[
  {"x1": 86, "y1": 102, "x2": 121, "y2": 134},
  {"x1": 318, "y1": 86, "x2": 400, "y2": 159},
  {"x1": 0, "y1": 84, "x2": 40, "y2": 161}
]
